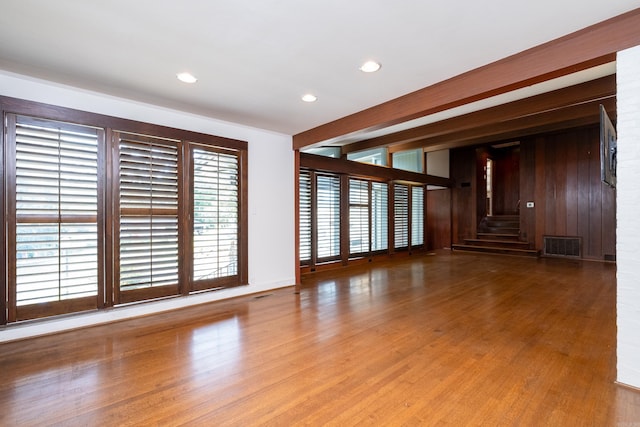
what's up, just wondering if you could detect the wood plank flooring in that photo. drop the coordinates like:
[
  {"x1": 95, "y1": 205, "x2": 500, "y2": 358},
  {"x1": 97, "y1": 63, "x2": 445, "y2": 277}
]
[{"x1": 1, "y1": 251, "x2": 639, "y2": 426}]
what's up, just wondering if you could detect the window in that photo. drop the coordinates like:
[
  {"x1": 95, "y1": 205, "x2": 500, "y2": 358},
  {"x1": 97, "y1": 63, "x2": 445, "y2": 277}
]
[
  {"x1": 316, "y1": 174, "x2": 340, "y2": 261},
  {"x1": 394, "y1": 184, "x2": 409, "y2": 249},
  {"x1": 347, "y1": 147, "x2": 388, "y2": 166},
  {"x1": 298, "y1": 165, "x2": 426, "y2": 268},
  {"x1": 192, "y1": 147, "x2": 239, "y2": 289},
  {"x1": 393, "y1": 183, "x2": 424, "y2": 251},
  {"x1": 298, "y1": 171, "x2": 344, "y2": 266},
  {"x1": 371, "y1": 182, "x2": 388, "y2": 252},
  {"x1": 392, "y1": 149, "x2": 423, "y2": 172},
  {"x1": 302, "y1": 146, "x2": 341, "y2": 158},
  {"x1": 347, "y1": 179, "x2": 389, "y2": 257},
  {"x1": 116, "y1": 133, "x2": 180, "y2": 303},
  {"x1": 299, "y1": 170, "x2": 312, "y2": 264},
  {"x1": 349, "y1": 179, "x2": 369, "y2": 255},
  {"x1": 411, "y1": 186, "x2": 424, "y2": 247},
  {"x1": 7, "y1": 115, "x2": 103, "y2": 321},
  {"x1": 2, "y1": 97, "x2": 248, "y2": 324}
]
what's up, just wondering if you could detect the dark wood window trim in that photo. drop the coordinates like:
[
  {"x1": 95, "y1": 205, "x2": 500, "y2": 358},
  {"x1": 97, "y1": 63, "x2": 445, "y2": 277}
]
[
  {"x1": 411, "y1": 185, "x2": 425, "y2": 249},
  {"x1": 348, "y1": 178, "x2": 371, "y2": 258},
  {"x1": 348, "y1": 178, "x2": 390, "y2": 259},
  {"x1": 315, "y1": 172, "x2": 341, "y2": 264},
  {"x1": 189, "y1": 144, "x2": 245, "y2": 292},
  {"x1": 394, "y1": 183, "x2": 410, "y2": 251},
  {"x1": 1, "y1": 96, "x2": 248, "y2": 324},
  {"x1": 299, "y1": 153, "x2": 433, "y2": 273},
  {"x1": 299, "y1": 169, "x2": 313, "y2": 266},
  {"x1": 6, "y1": 114, "x2": 105, "y2": 322}
]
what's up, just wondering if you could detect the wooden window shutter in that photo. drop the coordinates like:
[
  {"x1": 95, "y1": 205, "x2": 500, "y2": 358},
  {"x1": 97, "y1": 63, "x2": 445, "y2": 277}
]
[
  {"x1": 116, "y1": 132, "x2": 180, "y2": 303},
  {"x1": 349, "y1": 178, "x2": 369, "y2": 256},
  {"x1": 371, "y1": 181, "x2": 388, "y2": 252},
  {"x1": 9, "y1": 115, "x2": 101, "y2": 320},
  {"x1": 316, "y1": 174, "x2": 340, "y2": 261},
  {"x1": 191, "y1": 147, "x2": 240, "y2": 289},
  {"x1": 394, "y1": 183, "x2": 409, "y2": 249},
  {"x1": 299, "y1": 169, "x2": 312, "y2": 264},
  {"x1": 411, "y1": 186, "x2": 424, "y2": 247}
]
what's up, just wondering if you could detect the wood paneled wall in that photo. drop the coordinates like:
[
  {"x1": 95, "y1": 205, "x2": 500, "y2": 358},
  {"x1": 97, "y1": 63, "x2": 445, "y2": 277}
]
[
  {"x1": 444, "y1": 124, "x2": 616, "y2": 260},
  {"x1": 426, "y1": 189, "x2": 451, "y2": 249},
  {"x1": 450, "y1": 148, "x2": 476, "y2": 244},
  {"x1": 520, "y1": 125, "x2": 616, "y2": 260}
]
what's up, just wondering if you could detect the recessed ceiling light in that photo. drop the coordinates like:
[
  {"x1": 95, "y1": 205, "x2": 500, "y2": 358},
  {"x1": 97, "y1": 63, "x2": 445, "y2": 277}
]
[
  {"x1": 360, "y1": 60, "x2": 381, "y2": 73},
  {"x1": 302, "y1": 94, "x2": 318, "y2": 102},
  {"x1": 177, "y1": 72, "x2": 197, "y2": 83}
]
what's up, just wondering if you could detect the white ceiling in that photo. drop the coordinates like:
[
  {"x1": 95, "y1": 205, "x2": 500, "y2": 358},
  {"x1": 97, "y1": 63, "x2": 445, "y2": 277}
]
[{"x1": 0, "y1": 1, "x2": 638, "y2": 137}]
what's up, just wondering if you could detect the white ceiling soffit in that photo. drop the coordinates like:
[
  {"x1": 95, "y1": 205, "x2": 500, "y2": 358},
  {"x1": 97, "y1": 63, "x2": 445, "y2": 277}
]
[{"x1": 0, "y1": 1, "x2": 636, "y2": 136}]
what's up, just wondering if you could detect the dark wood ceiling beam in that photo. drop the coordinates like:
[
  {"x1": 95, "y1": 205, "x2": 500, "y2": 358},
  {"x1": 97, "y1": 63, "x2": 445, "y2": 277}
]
[
  {"x1": 399, "y1": 98, "x2": 615, "y2": 153},
  {"x1": 413, "y1": 117, "x2": 600, "y2": 153},
  {"x1": 341, "y1": 75, "x2": 616, "y2": 154},
  {"x1": 293, "y1": 8, "x2": 640, "y2": 150},
  {"x1": 299, "y1": 153, "x2": 452, "y2": 187}
]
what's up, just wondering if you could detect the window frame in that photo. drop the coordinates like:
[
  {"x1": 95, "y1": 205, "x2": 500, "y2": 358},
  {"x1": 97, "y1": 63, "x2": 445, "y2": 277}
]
[
  {"x1": 348, "y1": 178, "x2": 370, "y2": 257},
  {"x1": 188, "y1": 143, "x2": 245, "y2": 292},
  {"x1": 393, "y1": 183, "x2": 410, "y2": 251},
  {"x1": 298, "y1": 169, "x2": 313, "y2": 265},
  {"x1": 298, "y1": 169, "x2": 429, "y2": 268},
  {"x1": 5, "y1": 114, "x2": 106, "y2": 321},
  {"x1": 371, "y1": 181, "x2": 389, "y2": 253},
  {"x1": 347, "y1": 178, "x2": 390, "y2": 258},
  {"x1": 315, "y1": 172, "x2": 341, "y2": 263},
  {"x1": 112, "y1": 131, "x2": 183, "y2": 305},
  {"x1": 411, "y1": 185, "x2": 425, "y2": 248},
  {"x1": 1, "y1": 96, "x2": 248, "y2": 324}
]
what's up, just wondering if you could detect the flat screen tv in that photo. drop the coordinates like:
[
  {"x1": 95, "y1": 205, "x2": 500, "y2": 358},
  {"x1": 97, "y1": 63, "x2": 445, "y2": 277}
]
[{"x1": 600, "y1": 104, "x2": 617, "y2": 188}]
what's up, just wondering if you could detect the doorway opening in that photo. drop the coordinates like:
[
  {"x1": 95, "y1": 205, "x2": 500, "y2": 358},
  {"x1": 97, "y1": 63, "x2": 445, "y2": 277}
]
[{"x1": 486, "y1": 158, "x2": 493, "y2": 217}]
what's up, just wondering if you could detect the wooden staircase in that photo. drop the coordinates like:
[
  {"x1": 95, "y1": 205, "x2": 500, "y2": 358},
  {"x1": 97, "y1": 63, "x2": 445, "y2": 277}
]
[{"x1": 452, "y1": 215, "x2": 539, "y2": 257}]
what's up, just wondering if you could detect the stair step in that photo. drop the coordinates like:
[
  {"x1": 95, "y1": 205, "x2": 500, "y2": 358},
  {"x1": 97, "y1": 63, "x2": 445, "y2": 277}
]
[
  {"x1": 463, "y1": 238, "x2": 530, "y2": 249},
  {"x1": 485, "y1": 220, "x2": 519, "y2": 228},
  {"x1": 477, "y1": 232, "x2": 520, "y2": 241},
  {"x1": 451, "y1": 244, "x2": 539, "y2": 257},
  {"x1": 479, "y1": 214, "x2": 520, "y2": 234},
  {"x1": 482, "y1": 227, "x2": 520, "y2": 234},
  {"x1": 487, "y1": 215, "x2": 519, "y2": 220}
]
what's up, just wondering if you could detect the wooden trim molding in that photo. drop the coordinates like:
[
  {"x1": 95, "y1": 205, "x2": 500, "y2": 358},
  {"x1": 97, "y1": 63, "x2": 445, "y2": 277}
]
[
  {"x1": 343, "y1": 75, "x2": 616, "y2": 154},
  {"x1": 299, "y1": 153, "x2": 452, "y2": 187},
  {"x1": 391, "y1": 97, "x2": 616, "y2": 153},
  {"x1": 293, "y1": 8, "x2": 640, "y2": 149},
  {"x1": 294, "y1": 150, "x2": 301, "y2": 286}
]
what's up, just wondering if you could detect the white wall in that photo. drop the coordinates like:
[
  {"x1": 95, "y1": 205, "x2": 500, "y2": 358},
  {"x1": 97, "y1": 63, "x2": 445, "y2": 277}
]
[
  {"x1": 0, "y1": 71, "x2": 295, "y2": 342},
  {"x1": 617, "y1": 45, "x2": 640, "y2": 389},
  {"x1": 426, "y1": 149, "x2": 449, "y2": 191}
]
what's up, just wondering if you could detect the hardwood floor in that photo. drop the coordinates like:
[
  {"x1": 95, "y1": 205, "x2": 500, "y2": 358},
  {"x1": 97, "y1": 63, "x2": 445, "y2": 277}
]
[{"x1": 1, "y1": 251, "x2": 639, "y2": 426}]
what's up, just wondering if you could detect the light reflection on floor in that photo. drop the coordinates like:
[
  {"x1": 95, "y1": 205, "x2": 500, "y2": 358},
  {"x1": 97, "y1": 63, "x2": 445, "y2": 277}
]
[{"x1": 189, "y1": 315, "x2": 242, "y2": 379}]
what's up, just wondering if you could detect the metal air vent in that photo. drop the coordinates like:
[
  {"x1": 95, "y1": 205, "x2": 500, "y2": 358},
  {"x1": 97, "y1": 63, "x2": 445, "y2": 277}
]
[{"x1": 543, "y1": 236, "x2": 581, "y2": 258}]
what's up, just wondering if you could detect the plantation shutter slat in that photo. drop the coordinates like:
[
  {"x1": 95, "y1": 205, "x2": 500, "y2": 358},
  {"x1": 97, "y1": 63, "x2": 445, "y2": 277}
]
[
  {"x1": 372, "y1": 182, "x2": 388, "y2": 252},
  {"x1": 411, "y1": 186, "x2": 424, "y2": 247},
  {"x1": 394, "y1": 183, "x2": 409, "y2": 249},
  {"x1": 192, "y1": 148, "x2": 239, "y2": 283},
  {"x1": 13, "y1": 116, "x2": 99, "y2": 309},
  {"x1": 349, "y1": 179, "x2": 369, "y2": 255},
  {"x1": 118, "y1": 135, "x2": 179, "y2": 293},
  {"x1": 299, "y1": 170, "x2": 312, "y2": 264},
  {"x1": 316, "y1": 174, "x2": 340, "y2": 260}
]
